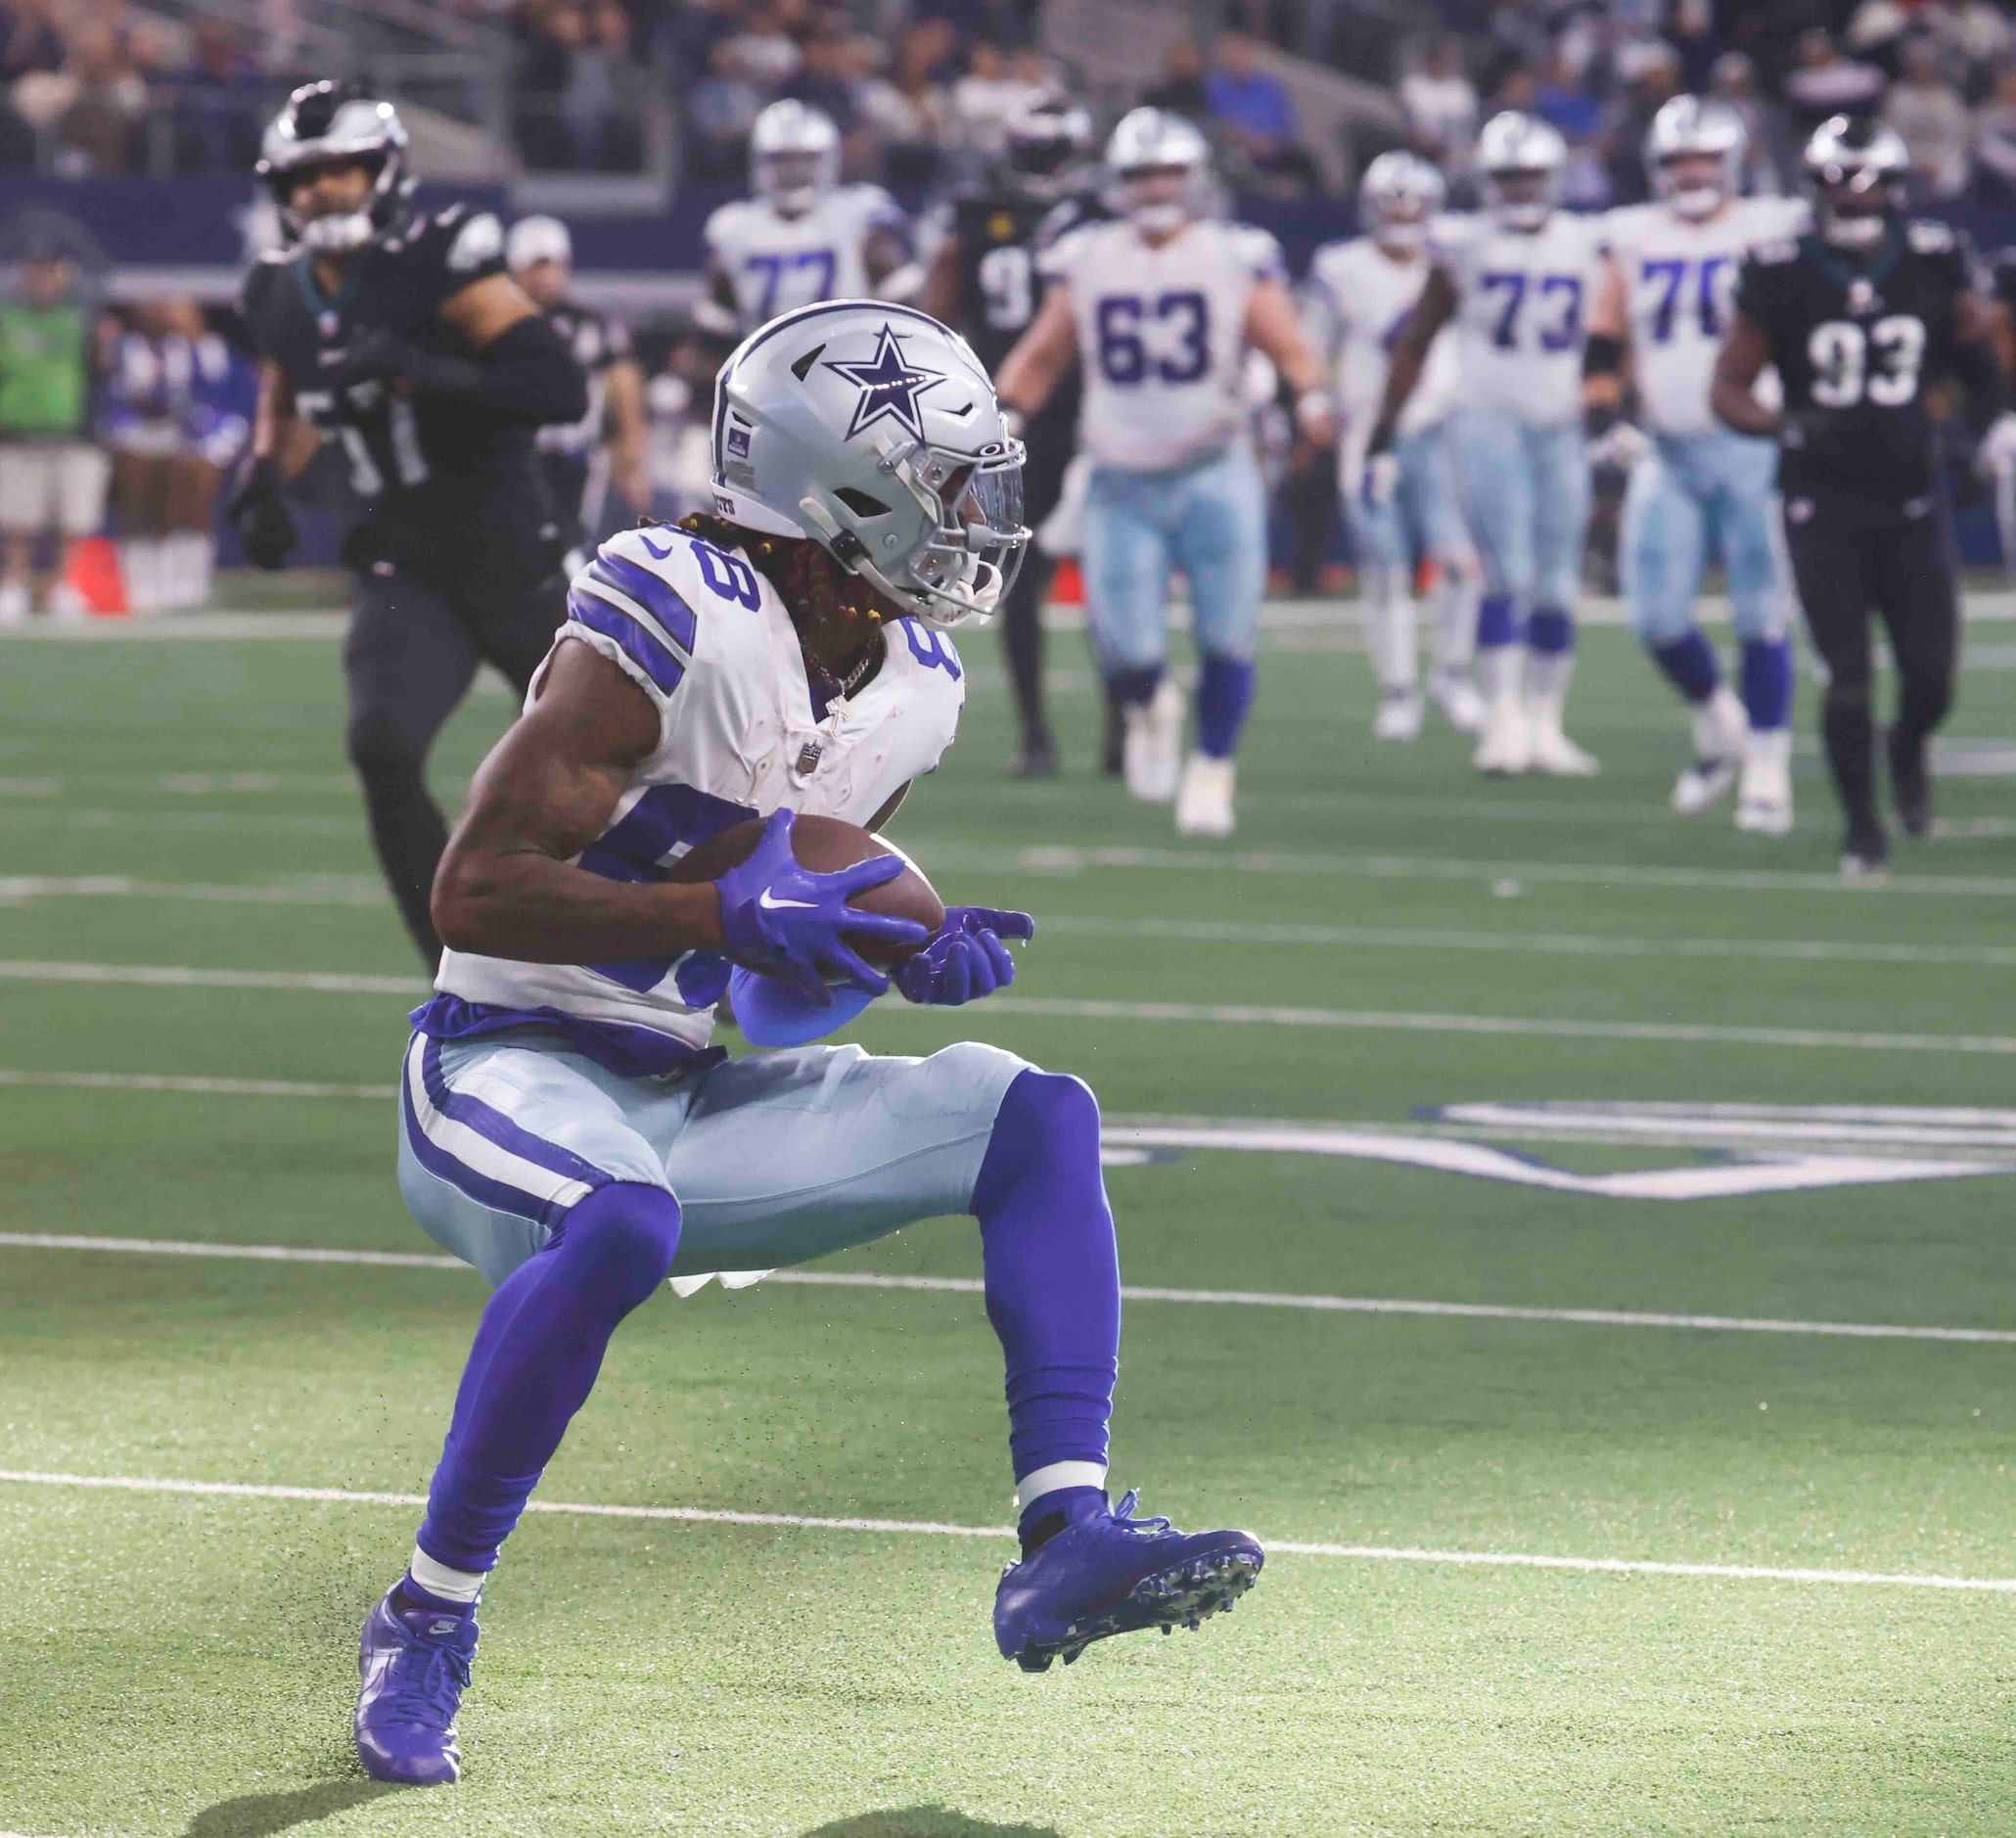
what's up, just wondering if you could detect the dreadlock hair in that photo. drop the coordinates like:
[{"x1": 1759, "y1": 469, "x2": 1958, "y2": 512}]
[{"x1": 672, "y1": 511, "x2": 886, "y2": 627}]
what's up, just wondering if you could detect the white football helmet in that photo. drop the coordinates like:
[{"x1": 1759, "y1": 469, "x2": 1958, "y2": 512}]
[
  {"x1": 1358, "y1": 150, "x2": 1445, "y2": 252},
  {"x1": 1106, "y1": 106, "x2": 1211, "y2": 236},
  {"x1": 255, "y1": 80, "x2": 413, "y2": 253},
  {"x1": 751, "y1": 100, "x2": 841, "y2": 217},
  {"x1": 1477, "y1": 111, "x2": 1567, "y2": 232},
  {"x1": 1645, "y1": 95, "x2": 1746, "y2": 221},
  {"x1": 710, "y1": 300, "x2": 1029, "y2": 628}
]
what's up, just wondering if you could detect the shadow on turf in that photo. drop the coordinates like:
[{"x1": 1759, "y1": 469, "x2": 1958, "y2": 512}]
[
  {"x1": 801, "y1": 1812, "x2": 1060, "y2": 1838},
  {"x1": 183, "y1": 1778, "x2": 395, "y2": 1836}
]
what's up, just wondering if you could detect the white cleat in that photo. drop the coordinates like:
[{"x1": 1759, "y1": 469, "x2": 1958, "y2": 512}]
[
  {"x1": 1473, "y1": 697, "x2": 1532, "y2": 776},
  {"x1": 1734, "y1": 753, "x2": 1795, "y2": 836},
  {"x1": 1672, "y1": 686, "x2": 1745, "y2": 815},
  {"x1": 0, "y1": 580, "x2": 28, "y2": 628},
  {"x1": 1672, "y1": 756, "x2": 1739, "y2": 815},
  {"x1": 1528, "y1": 717, "x2": 1600, "y2": 777},
  {"x1": 1174, "y1": 752, "x2": 1236, "y2": 837},
  {"x1": 1123, "y1": 680, "x2": 1183, "y2": 804},
  {"x1": 1372, "y1": 689, "x2": 1424, "y2": 743},
  {"x1": 1428, "y1": 668, "x2": 1487, "y2": 738}
]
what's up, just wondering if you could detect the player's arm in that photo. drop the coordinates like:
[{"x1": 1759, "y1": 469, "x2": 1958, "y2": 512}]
[
  {"x1": 602, "y1": 352, "x2": 650, "y2": 514},
  {"x1": 1583, "y1": 255, "x2": 1629, "y2": 417},
  {"x1": 249, "y1": 357, "x2": 321, "y2": 480},
  {"x1": 1710, "y1": 311, "x2": 1778, "y2": 437},
  {"x1": 994, "y1": 281, "x2": 1077, "y2": 419},
  {"x1": 866, "y1": 223, "x2": 923, "y2": 302},
  {"x1": 1362, "y1": 262, "x2": 1456, "y2": 456},
  {"x1": 915, "y1": 234, "x2": 961, "y2": 325},
  {"x1": 228, "y1": 357, "x2": 316, "y2": 570},
  {"x1": 1246, "y1": 276, "x2": 1335, "y2": 449}
]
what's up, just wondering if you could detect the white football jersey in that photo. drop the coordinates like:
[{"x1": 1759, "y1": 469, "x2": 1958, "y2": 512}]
[
  {"x1": 1439, "y1": 210, "x2": 1610, "y2": 425},
  {"x1": 1041, "y1": 216, "x2": 1285, "y2": 471},
  {"x1": 429, "y1": 523, "x2": 966, "y2": 1070},
  {"x1": 1306, "y1": 232, "x2": 1460, "y2": 486},
  {"x1": 1604, "y1": 197, "x2": 1809, "y2": 437},
  {"x1": 705, "y1": 186, "x2": 907, "y2": 335}
]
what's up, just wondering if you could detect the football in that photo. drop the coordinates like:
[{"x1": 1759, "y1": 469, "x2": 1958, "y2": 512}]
[{"x1": 667, "y1": 813, "x2": 944, "y2": 968}]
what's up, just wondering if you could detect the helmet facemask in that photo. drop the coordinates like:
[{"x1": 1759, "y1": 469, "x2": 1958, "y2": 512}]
[
  {"x1": 273, "y1": 154, "x2": 392, "y2": 253},
  {"x1": 757, "y1": 149, "x2": 832, "y2": 217},
  {"x1": 1815, "y1": 166, "x2": 1897, "y2": 249},
  {"x1": 1655, "y1": 150, "x2": 1731, "y2": 222},
  {"x1": 1119, "y1": 164, "x2": 1197, "y2": 237},
  {"x1": 1484, "y1": 166, "x2": 1555, "y2": 232}
]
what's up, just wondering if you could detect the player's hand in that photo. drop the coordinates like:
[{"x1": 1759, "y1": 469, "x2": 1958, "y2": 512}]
[
  {"x1": 326, "y1": 328, "x2": 426, "y2": 391},
  {"x1": 895, "y1": 906, "x2": 1034, "y2": 1006},
  {"x1": 1588, "y1": 420, "x2": 1651, "y2": 472},
  {"x1": 711, "y1": 808, "x2": 930, "y2": 1000},
  {"x1": 1980, "y1": 412, "x2": 2016, "y2": 477},
  {"x1": 227, "y1": 457, "x2": 297, "y2": 572},
  {"x1": 1361, "y1": 450, "x2": 1399, "y2": 507}
]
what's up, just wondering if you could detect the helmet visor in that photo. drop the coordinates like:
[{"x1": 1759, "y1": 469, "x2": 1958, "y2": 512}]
[{"x1": 903, "y1": 441, "x2": 1029, "y2": 622}]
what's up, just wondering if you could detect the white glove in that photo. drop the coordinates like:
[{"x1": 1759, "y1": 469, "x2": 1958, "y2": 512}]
[
  {"x1": 1588, "y1": 421, "x2": 1652, "y2": 472},
  {"x1": 1362, "y1": 450, "x2": 1400, "y2": 506},
  {"x1": 1979, "y1": 412, "x2": 2016, "y2": 476}
]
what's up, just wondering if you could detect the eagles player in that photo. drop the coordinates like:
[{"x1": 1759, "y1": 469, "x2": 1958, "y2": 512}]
[
  {"x1": 696, "y1": 101, "x2": 917, "y2": 343},
  {"x1": 231, "y1": 83, "x2": 586, "y2": 966},
  {"x1": 348, "y1": 300, "x2": 1263, "y2": 1785},
  {"x1": 918, "y1": 90, "x2": 1098, "y2": 778},
  {"x1": 1588, "y1": 97, "x2": 1805, "y2": 833},
  {"x1": 506, "y1": 214, "x2": 649, "y2": 565},
  {"x1": 996, "y1": 108, "x2": 1334, "y2": 836},
  {"x1": 1712, "y1": 115, "x2": 2011, "y2": 876},
  {"x1": 1367, "y1": 112, "x2": 1609, "y2": 777},
  {"x1": 1305, "y1": 151, "x2": 1485, "y2": 744}
]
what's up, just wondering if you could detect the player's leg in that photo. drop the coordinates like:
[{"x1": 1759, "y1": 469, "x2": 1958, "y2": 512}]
[
  {"x1": 1345, "y1": 450, "x2": 1422, "y2": 742},
  {"x1": 1413, "y1": 423, "x2": 1486, "y2": 737},
  {"x1": 459, "y1": 542, "x2": 570, "y2": 699},
  {"x1": 1712, "y1": 436, "x2": 1797, "y2": 836},
  {"x1": 1170, "y1": 444, "x2": 1267, "y2": 835},
  {"x1": 344, "y1": 563, "x2": 482, "y2": 965},
  {"x1": 658, "y1": 1041, "x2": 1262, "y2": 1671},
  {"x1": 1623, "y1": 441, "x2": 1741, "y2": 812},
  {"x1": 365, "y1": 1033, "x2": 685, "y2": 1783},
  {"x1": 1872, "y1": 497, "x2": 1960, "y2": 841},
  {"x1": 1523, "y1": 419, "x2": 1597, "y2": 776},
  {"x1": 1781, "y1": 489, "x2": 1884, "y2": 872},
  {"x1": 1081, "y1": 464, "x2": 1181, "y2": 804},
  {"x1": 1449, "y1": 407, "x2": 1535, "y2": 773},
  {"x1": 1000, "y1": 421, "x2": 1072, "y2": 777}
]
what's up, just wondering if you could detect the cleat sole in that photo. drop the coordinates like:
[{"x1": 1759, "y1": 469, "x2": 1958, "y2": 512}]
[{"x1": 1006, "y1": 1547, "x2": 1262, "y2": 1673}]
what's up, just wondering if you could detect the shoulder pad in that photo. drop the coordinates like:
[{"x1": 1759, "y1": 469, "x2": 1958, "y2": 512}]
[
  {"x1": 1906, "y1": 219, "x2": 1956, "y2": 255},
  {"x1": 565, "y1": 528, "x2": 712, "y2": 702},
  {"x1": 1751, "y1": 239, "x2": 1801, "y2": 266},
  {"x1": 445, "y1": 209, "x2": 505, "y2": 274},
  {"x1": 1229, "y1": 222, "x2": 1286, "y2": 280}
]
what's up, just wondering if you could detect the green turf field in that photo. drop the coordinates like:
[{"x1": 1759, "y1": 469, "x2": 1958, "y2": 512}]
[{"x1": 3, "y1": 600, "x2": 2015, "y2": 1837}]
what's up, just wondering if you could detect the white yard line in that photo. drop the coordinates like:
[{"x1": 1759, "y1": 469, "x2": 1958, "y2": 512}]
[
  {"x1": 0, "y1": 874, "x2": 387, "y2": 905},
  {"x1": 1, "y1": 1468, "x2": 2009, "y2": 1593},
  {"x1": 0, "y1": 1070, "x2": 396, "y2": 1098},
  {"x1": 6, "y1": 1231, "x2": 2015, "y2": 1345}
]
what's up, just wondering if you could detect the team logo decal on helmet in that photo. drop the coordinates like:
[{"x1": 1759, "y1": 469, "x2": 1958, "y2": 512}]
[{"x1": 825, "y1": 326, "x2": 949, "y2": 441}]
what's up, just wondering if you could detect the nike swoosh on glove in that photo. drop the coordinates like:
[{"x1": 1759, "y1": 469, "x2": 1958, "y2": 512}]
[
  {"x1": 712, "y1": 808, "x2": 929, "y2": 999},
  {"x1": 895, "y1": 906, "x2": 1035, "y2": 1006}
]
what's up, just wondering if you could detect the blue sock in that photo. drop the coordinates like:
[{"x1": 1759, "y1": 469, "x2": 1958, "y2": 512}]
[
  {"x1": 1476, "y1": 592, "x2": 1521, "y2": 651},
  {"x1": 1106, "y1": 665, "x2": 1163, "y2": 710},
  {"x1": 1526, "y1": 606, "x2": 1575, "y2": 658},
  {"x1": 1649, "y1": 629, "x2": 1719, "y2": 705},
  {"x1": 1740, "y1": 637, "x2": 1793, "y2": 731},
  {"x1": 416, "y1": 1182, "x2": 682, "y2": 1575},
  {"x1": 970, "y1": 1070, "x2": 1120, "y2": 1516},
  {"x1": 1195, "y1": 652, "x2": 1256, "y2": 759}
]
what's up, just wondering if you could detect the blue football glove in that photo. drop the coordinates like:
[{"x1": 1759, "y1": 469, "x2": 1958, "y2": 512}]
[
  {"x1": 895, "y1": 906, "x2": 1035, "y2": 1006},
  {"x1": 712, "y1": 808, "x2": 929, "y2": 1000}
]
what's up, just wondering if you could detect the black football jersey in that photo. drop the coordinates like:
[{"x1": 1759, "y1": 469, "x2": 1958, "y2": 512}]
[
  {"x1": 240, "y1": 204, "x2": 546, "y2": 524},
  {"x1": 1735, "y1": 218, "x2": 1982, "y2": 495},
  {"x1": 539, "y1": 300, "x2": 631, "y2": 462},
  {"x1": 934, "y1": 184, "x2": 1108, "y2": 374}
]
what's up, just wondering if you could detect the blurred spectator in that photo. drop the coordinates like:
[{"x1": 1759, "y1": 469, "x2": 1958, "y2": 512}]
[
  {"x1": 1711, "y1": 51, "x2": 1792, "y2": 195},
  {"x1": 1783, "y1": 29, "x2": 1886, "y2": 133},
  {"x1": 1883, "y1": 33, "x2": 1972, "y2": 198},
  {"x1": 516, "y1": 0, "x2": 637, "y2": 172},
  {"x1": 722, "y1": 3, "x2": 802, "y2": 88},
  {"x1": 171, "y1": 21, "x2": 264, "y2": 172},
  {"x1": 0, "y1": 253, "x2": 104, "y2": 625},
  {"x1": 1666, "y1": 0, "x2": 1721, "y2": 92},
  {"x1": 14, "y1": 20, "x2": 146, "y2": 174},
  {"x1": 1142, "y1": 39, "x2": 1208, "y2": 121},
  {"x1": 1977, "y1": 59, "x2": 2016, "y2": 203},
  {"x1": 1398, "y1": 36, "x2": 1478, "y2": 175},
  {"x1": 0, "y1": 1, "x2": 64, "y2": 83},
  {"x1": 684, "y1": 34, "x2": 762, "y2": 178},
  {"x1": 1204, "y1": 32, "x2": 1296, "y2": 156},
  {"x1": 857, "y1": 19, "x2": 952, "y2": 187},
  {"x1": 1851, "y1": 0, "x2": 2009, "y2": 79},
  {"x1": 1533, "y1": 47, "x2": 1601, "y2": 146},
  {"x1": 1602, "y1": 40, "x2": 1683, "y2": 206},
  {"x1": 780, "y1": 30, "x2": 859, "y2": 137},
  {"x1": 946, "y1": 40, "x2": 1040, "y2": 161}
]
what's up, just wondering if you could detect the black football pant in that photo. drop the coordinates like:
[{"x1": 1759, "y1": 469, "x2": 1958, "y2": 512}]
[
  {"x1": 344, "y1": 552, "x2": 566, "y2": 968},
  {"x1": 1780, "y1": 484, "x2": 1957, "y2": 842}
]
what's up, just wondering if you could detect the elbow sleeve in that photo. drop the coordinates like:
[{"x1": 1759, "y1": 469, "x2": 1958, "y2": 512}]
[
  {"x1": 413, "y1": 314, "x2": 587, "y2": 423},
  {"x1": 1583, "y1": 334, "x2": 1625, "y2": 381}
]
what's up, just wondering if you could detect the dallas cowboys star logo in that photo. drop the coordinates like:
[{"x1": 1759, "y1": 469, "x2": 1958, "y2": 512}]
[{"x1": 824, "y1": 324, "x2": 948, "y2": 441}]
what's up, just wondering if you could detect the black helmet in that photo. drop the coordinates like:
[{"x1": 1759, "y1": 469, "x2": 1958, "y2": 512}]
[
  {"x1": 1803, "y1": 114, "x2": 1908, "y2": 250},
  {"x1": 1001, "y1": 92, "x2": 1094, "y2": 198},
  {"x1": 255, "y1": 80, "x2": 414, "y2": 253}
]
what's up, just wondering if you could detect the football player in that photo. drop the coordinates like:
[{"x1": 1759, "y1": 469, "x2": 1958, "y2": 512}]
[
  {"x1": 1713, "y1": 115, "x2": 2013, "y2": 876},
  {"x1": 1305, "y1": 151, "x2": 1485, "y2": 744},
  {"x1": 349, "y1": 300, "x2": 1263, "y2": 1785},
  {"x1": 506, "y1": 214, "x2": 649, "y2": 567},
  {"x1": 1366, "y1": 112, "x2": 1610, "y2": 776},
  {"x1": 1587, "y1": 97, "x2": 1806, "y2": 832},
  {"x1": 918, "y1": 90, "x2": 1099, "y2": 778},
  {"x1": 230, "y1": 83, "x2": 586, "y2": 966},
  {"x1": 696, "y1": 101, "x2": 917, "y2": 343},
  {"x1": 995, "y1": 107, "x2": 1334, "y2": 836}
]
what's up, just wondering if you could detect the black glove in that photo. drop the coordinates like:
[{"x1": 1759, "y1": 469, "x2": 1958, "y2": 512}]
[
  {"x1": 228, "y1": 457, "x2": 298, "y2": 572},
  {"x1": 323, "y1": 327, "x2": 432, "y2": 393}
]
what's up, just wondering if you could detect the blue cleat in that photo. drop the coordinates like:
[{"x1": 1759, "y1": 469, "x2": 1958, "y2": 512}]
[
  {"x1": 993, "y1": 1490, "x2": 1262, "y2": 1673},
  {"x1": 354, "y1": 1584, "x2": 478, "y2": 1785}
]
